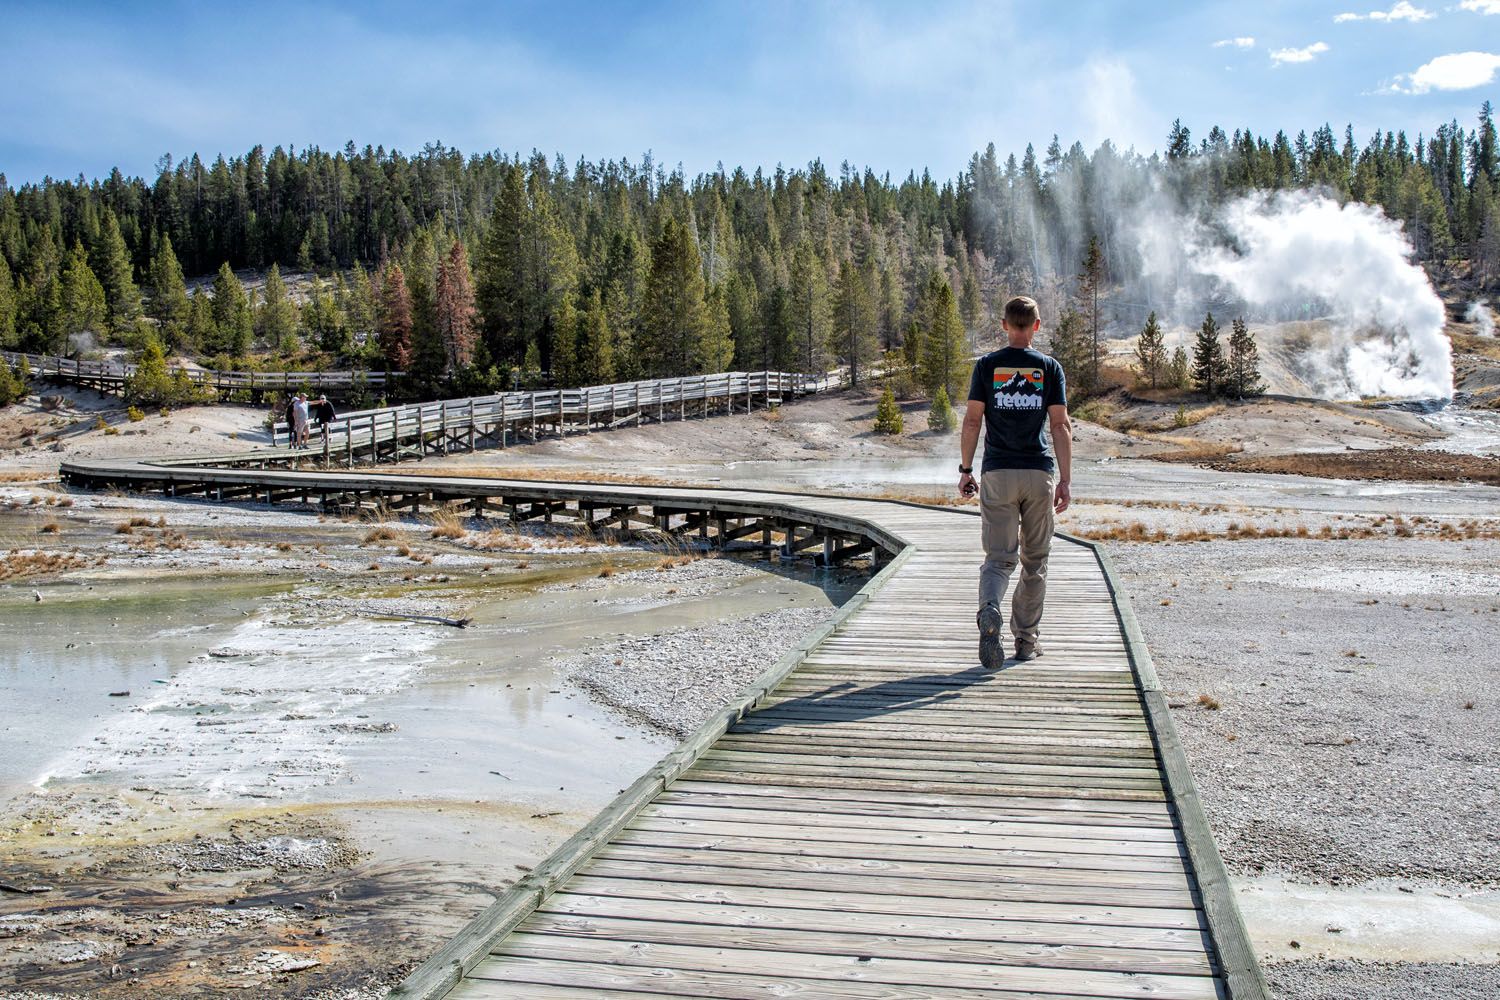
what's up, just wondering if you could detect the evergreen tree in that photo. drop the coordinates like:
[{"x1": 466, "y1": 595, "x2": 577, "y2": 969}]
[
  {"x1": 700, "y1": 284, "x2": 734, "y2": 373},
  {"x1": 1133, "y1": 310, "x2": 1167, "y2": 388},
  {"x1": 19, "y1": 226, "x2": 63, "y2": 353},
  {"x1": 576, "y1": 288, "x2": 615, "y2": 385},
  {"x1": 928, "y1": 384, "x2": 956, "y2": 432},
  {"x1": 1226, "y1": 317, "x2": 1265, "y2": 398},
  {"x1": 435, "y1": 239, "x2": 478, "y2": 373},
  {"x1": 406, "y1": 230, "x2": 446, "y2": 388},
  {"x1": 377, "y1": 262, "x2": 414, "y2": 371},
  {"x1": 345, "y1": 262, "x2": 378, "y2": 343},
  {"x1": 0, "y1": 262, "x2": 16, "y2": 348},
  {"x1": 147, "y1": 233, "x2": 190, "y2": 339},
  {"x1": 0, "y1": 355, "x2": 26, "y2": 406},
  {"x1": 259, "y1": 263, "x2": 298, "y2": 354},
  {"x1": 1167, "y1": 345, "x2": 1190, "y2": 389},
  {"x1": 789, "y1": 240, "x2": 832, "y2": 375},
  {"x1": 210, "y1": 262, "x2": 253, "y2": 356},
  {"x1": 898, "y1": 320, "x2": 923, "y2": 397},
  {"x1": 476, "y1": 166, "x2": 528, "y2": 364},
  {"x1": 551, "y1": 297, "x2": 580, "y2": 388},
  {"x1": 1192, "y1": 311, "x2": 1227, "y2": 396},
  {"x1": 1077, "y1": 236, "x2": 1103, "y2": 392},
  {"x1": 58, "y1": 242, "x2": 108, "y2": 345},
  {"x1": 833, "y1": 259, "x2": 877, "y2": 387},
  {"x1": 873, "y1": 385, "x2": 903, "y2": 434},
  {"x1": 919, "y1": 274, "x2": 968, "y2": 401},
  {"x1": 1047, "y1": 309, "x2": 1090, "y2": 393},
  {"x1": 93, "y1": 208, "x2": 141, "y2": 331},
  {"x1": 521, "y1": 340, "x2": 544, "y2": 388},
  {"x1": 641, "y1": 217, "x2": 711, "y2": 376},
  {"x1": 185, "y1": 290, "x2": 216, "y2": 353},
  {"x1": 303, "y1": 277, "x2": 347, "y2": 354}
]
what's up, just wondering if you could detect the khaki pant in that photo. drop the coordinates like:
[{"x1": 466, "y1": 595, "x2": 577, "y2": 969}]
[{"x1": 979, "y1": 468, "x2": 1055, "y2": 644}]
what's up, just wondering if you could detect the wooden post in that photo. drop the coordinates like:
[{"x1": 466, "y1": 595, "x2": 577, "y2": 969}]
[
  {"x1": 500, "y1": 397, "x2": 507, "y2": 448},
  {"x1": 584, "y1": 387, "x2": 592, "y2": 434},
  {"x1": 345, "y1": 420, "x2": 353, "y2": 468},
  {"x1": 439, "y1": 402, "x2": 449, "y2": 454},
  {"x1": 467, "y1": 400, "x2": 476, "y2": 451},
  {"x1": 529, "y1": 393, "x2": 537, "y2": 441}
]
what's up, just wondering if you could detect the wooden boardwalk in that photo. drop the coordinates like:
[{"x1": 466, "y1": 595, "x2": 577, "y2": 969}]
[
  {"x1": 55, "y1": 459, "x2": 1264, "y2": 998},
  {"x1": 380, "y1": 489, "x2": 1264, "y2": 1000}
]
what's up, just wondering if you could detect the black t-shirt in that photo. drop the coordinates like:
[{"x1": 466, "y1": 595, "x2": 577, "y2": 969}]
[{"x1": 967, "y1": 347, "x2": 1067, "y2": 473}]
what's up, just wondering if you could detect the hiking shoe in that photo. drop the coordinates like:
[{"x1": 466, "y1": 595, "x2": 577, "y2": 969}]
[
  {"x1": 977, "y1": 604, "x2": 1004, "y2": 670},
  {"x1": 1013, "y1": 640, "x2": 1043, "y2": 662}
]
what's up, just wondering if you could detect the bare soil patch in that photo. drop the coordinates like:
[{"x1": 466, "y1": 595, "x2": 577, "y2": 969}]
[{"x1": 1198, "y1": 447, "x2": 1500, "y2": 486}]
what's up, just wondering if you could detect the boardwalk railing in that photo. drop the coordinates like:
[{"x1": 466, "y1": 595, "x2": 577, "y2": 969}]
[
  {"x1": 1, "y1": 349, "x2": 400, "y2": 399},
  {"x1": 262, "y1": 370, "x2": 817, "y2": 467}
]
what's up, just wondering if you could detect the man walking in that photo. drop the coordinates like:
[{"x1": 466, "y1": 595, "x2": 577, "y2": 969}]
[{"x1": 958, "y1": 296, "x2": 1072, "y2": 670}]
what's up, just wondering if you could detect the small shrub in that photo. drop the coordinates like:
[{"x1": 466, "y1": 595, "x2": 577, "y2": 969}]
[
  {"x1": 364, "y1": 525, "x2": 399, "y2": 544},
  {"x1": 126, "y1": 406, "x2": 145, "y2": 423},
  {"x1": 1173, "y1": 404, "x2": 1190, "y2": 429},
  {"x1": 39, "y1": 521, "x2": 61, "y2": 534},
  {"x1": 598, "y1": 565, "x2": 615, "y2": 578},
  {"x1": 927, "y1": 386, "x2": 956, "y2": 433},
  {"x1": 873, "y1": 386, "x2": 904, "y2": 435},
  {"x1": 93, "y1": 415, "x2": 109, "y2": 431},
  {"x1": 104, "y1": 426, "x2": 120, "y2": 435},
  {"x1": 1196, "y1": 694, "x2": 1221, "y2": 711}
]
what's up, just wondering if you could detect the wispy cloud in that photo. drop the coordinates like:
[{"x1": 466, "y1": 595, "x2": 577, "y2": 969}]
[
  {"x1": 1213, "y1": 36, "x2": 1256, "y2": 48},
  {"x1": 1458, "y1": 0, "x2": 1500, "y2": 13},
  {"x1": 1270, "y1": 41, "x2": 1331, "y2": 64},
  {"x1": 1386, "y1": 50, "x2": 1500, "y2": 92},
  {"x1": 1334, "y1": 2, "x2": 1433, "y2": 21}
]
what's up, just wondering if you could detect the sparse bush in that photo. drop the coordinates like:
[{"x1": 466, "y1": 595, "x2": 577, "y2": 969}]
[
  {"x1": 1173, "y1": 404, "x2": 1190, "y2": 429},
  {"x1": 873, "y1": 386, "x2": 903, "y2": 435},
  {"x1": 363, "y1": 525, "x2": 400, "y2": 544},
  {"x1": 93, "y1": 415, "x2": 108, "y2": 431},
  {"x1": 126, "y1": 406, "x2": 145, "y2": 423},
  {"x1": 927, "y1": 386, "x2": 956, "y2": 433},
  {"x1": 1196, "y1": 694, "x2": 1221, "y2": 711},
  {"x1": 0, "y1": 357, "x2": 28, "y2": 406},
  {"x1": 38, "y1": 520, "x2": 61, "y2": 534}
]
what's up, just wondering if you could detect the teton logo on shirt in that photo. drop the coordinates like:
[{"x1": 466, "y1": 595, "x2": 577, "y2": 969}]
[{"x1": 992, "y1": 367, "x2": 1045, "y2": 410}]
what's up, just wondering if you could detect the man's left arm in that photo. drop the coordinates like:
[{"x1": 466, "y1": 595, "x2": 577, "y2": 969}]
[{"x1": 1048, "y1": 403, "x2": 1072, "y2": 513}]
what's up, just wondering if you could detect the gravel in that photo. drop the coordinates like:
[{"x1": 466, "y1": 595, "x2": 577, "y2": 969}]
[
  {"x1": 1265, "y1": 959, "x2": 1500, "y2": 999},
  {"x1": 1112, "y1": 536, "x2": 1500, "y2": 886},
  {"x1": 561, "y1": 606, "x2": 835, "y2": 738}
]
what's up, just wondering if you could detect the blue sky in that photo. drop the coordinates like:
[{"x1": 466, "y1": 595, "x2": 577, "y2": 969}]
[{"x1": 2, "y1": 0, "x2": 1496, "y2": 185}]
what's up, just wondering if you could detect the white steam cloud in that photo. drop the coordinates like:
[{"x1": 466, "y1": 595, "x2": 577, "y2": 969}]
[
  {"x1": 1469, "y1": 300, "x2": 1496, "y2": 337},
  {"x1": 1127, "y1": 191, "x2": 1452, "y2": 400}
]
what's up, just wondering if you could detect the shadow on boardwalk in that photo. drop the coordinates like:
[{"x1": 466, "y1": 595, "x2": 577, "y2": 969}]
[{"x1": 743, "y1": 665, "x2": 1004, "y2": 728}]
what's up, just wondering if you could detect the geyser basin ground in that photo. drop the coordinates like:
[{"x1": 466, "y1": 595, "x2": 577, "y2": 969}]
[{"x1": 0, "y1": 491, "x2": 853, "y2": 996}]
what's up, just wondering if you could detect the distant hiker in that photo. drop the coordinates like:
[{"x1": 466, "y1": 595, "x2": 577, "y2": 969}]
[
  {"x1": 281, "y1": 396, "x2": 297, "y2": 447},
  {"x1": 292, "y1": 393, "x2": 311, "y2": 449},
  {"x1": 959, "y1": 295, "x2": 1073, "y2": 669},
  {"x1": 313, "y1": 394, "x2": 336, "y2": 428}
]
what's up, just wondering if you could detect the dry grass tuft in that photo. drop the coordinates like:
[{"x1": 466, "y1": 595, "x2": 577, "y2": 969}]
[
  {"x1": 38, "y1": 521, "x2": 61, "y2": 534},
  {"x1": 115, "y1": 522, "x2": 135, "y2": 535},
  {"x1": 0, "y1": 550, "x2": 100, "y2": 581},
  {"x1": 598, "y1": 564, "x2": 616, "y2": 578},
  {"x1": 1196, "y1": 694, "x2": 1221, "y2": 711},
  {"x1": 275, "y1": 542, "x2": 293, "y2": 552},
  {"x1": 428, "y1": 508, "x2": 466, "y2": 540},
  {"x1": 364, "y1": 525, "x2": 400, "y2": 544}
]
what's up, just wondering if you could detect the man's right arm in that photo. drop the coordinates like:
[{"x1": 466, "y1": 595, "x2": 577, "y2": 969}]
[{"x1": 959, "y1": 400, "x2": 984, "y2": 497}]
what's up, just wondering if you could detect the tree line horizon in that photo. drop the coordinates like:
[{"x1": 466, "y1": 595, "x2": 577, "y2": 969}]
[{"x1": 0, "y1": 103, "x2": 1495, "y2": 407}]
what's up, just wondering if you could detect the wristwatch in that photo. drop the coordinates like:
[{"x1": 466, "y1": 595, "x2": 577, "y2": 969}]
[{"x1": 958, "y1": 464, "x2": 973, "y2": 474}]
